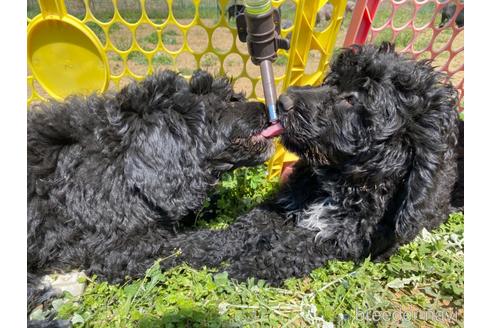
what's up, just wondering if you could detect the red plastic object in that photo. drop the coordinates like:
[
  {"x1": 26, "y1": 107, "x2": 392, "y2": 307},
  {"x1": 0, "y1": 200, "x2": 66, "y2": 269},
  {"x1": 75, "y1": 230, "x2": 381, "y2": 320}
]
[{"x1": 344, "y1": 0, "x2": 382, "y2": 47}]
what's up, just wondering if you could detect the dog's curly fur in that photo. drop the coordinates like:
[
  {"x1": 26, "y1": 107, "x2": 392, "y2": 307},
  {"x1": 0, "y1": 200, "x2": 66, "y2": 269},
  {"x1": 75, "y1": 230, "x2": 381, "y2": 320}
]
[
  {"x1": 27, "y1": 70, "x2": 274, "y2": 313},
  {"x1": 155, "y1": 43, "x2": 461, "y2": 284}
]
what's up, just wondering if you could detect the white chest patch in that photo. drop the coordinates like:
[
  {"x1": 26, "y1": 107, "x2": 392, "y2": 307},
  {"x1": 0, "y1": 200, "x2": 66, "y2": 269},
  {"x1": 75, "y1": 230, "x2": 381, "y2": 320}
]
[{"x1": 297, "y1": 200, "x2": 337, "y2": 240}]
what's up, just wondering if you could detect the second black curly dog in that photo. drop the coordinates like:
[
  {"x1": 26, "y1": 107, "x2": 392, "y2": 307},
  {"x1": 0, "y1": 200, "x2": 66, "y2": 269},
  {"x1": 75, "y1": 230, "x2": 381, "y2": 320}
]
[{"x1": 158, "y1": 43, "x2": 461, "y2": 285}]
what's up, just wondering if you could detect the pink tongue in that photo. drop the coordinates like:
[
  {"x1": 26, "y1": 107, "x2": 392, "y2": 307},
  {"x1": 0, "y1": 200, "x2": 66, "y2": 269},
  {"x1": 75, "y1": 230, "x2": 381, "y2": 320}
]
[{"x1": 261, "y1": 122, "x2": 284, "y2": 138}]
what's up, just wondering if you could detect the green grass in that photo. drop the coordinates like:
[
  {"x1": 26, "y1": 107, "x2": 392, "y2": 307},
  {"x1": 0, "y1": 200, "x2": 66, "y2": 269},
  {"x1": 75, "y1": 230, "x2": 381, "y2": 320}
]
[
  {"x1": 86, "y1": 22, "x2": 106, "y2": 45},
  {"x1": 128, "y1": 52, "x2": 148, "y2": 65},
  {"x1": 179, "y1": 68, "x2": 194, "y2": 76},
  {"x1": 33, "y1": 165, "x2": 463, "y2": 327},
  {"x1": 139, "y1": 29, "x2": 179, "y2": 47},
  {"x1": 108, "y1": 24, "x2": 131, "y2": 50},
  {"x1": 199, "y1": 3, "x2": 221, "y2": 21},
  {"x1": 201, "y1": 54, "x2": 219, "y2": 68},
  {"x1": 196, "y1": 166, "x2": 278, "y2": 229},
  {"x1": 142, "y1": 32, "x2": 158, "y2": 45},
  {"x1": 152, "y1": 54, "x2": 173, "y2": 66},
  {"x1": 172, "y1": 4, "x2": 196, "y2": 20},
  {"x1": 274, "y1": 55, "x2": 289, "y2": 66},
  {"x1": 109, "y1": 54, "x2": 122, "y2": 62},
  {"x1": 163, "y1": 32, "x2": 177, "y2": 46},
  {"x1": 165, "y1": 29, "x2": 178, "y2": 37}
]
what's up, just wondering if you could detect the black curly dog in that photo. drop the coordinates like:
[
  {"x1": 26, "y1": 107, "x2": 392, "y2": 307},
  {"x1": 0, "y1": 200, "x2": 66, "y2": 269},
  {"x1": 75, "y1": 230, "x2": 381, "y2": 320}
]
[
  {"x1": 27, "y1": 70, "x2": 275, "y2": 318},
  {"x1": 156, "y1": 43, "x2": 462, "y2": 284}
]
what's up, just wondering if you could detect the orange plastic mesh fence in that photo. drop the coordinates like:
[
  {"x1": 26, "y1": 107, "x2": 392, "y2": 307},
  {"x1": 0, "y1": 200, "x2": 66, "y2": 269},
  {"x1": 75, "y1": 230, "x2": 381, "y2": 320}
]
[{"x1": 344, "y1": 0, "x2": 464, "y2": 112}]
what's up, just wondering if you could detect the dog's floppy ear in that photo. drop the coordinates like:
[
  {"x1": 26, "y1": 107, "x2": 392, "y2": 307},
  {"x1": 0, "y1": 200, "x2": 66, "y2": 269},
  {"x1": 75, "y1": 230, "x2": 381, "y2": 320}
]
[
  {"x1": 122, "y1": 96, "x2": 212, "y2": 221},
  {"x1": 394, "y1": 139, "x2": 443, "y2": 240},
  {"x1": 393, "y1": 77, "x2": 458, "y2": 241}
]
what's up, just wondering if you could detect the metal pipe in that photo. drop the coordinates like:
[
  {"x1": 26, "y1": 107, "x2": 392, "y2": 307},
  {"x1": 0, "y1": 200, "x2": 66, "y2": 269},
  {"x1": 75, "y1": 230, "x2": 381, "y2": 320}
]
[
  {"x1": 260, "y1": 60, "x2": 278, "y2": 122},
  {"x1": 244, "y1": 0, "x2": 279, "y2": 123}
]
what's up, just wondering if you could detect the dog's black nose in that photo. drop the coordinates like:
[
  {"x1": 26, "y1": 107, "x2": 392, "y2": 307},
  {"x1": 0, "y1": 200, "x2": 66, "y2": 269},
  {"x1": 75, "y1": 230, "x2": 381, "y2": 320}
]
[{"x1": 278, "y1": 94, "x2": 295, "y2": 112}]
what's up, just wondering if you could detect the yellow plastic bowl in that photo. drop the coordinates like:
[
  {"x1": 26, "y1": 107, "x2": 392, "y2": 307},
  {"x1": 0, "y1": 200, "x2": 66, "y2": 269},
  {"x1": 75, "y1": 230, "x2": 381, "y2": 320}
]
[{"x1": 27, "y1": 15, "x2": 109, "y2": 100}]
